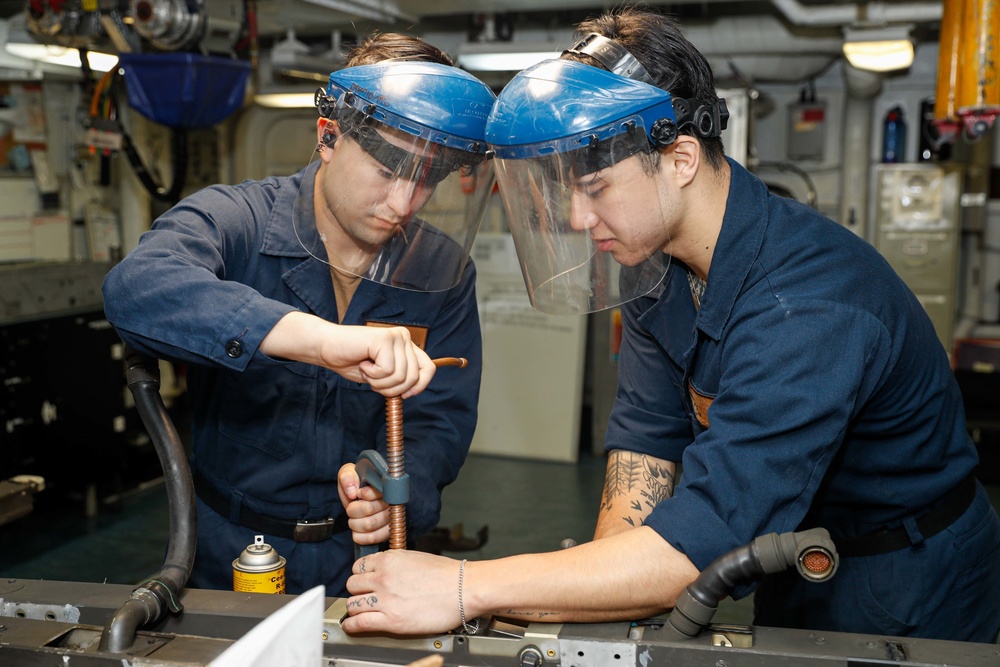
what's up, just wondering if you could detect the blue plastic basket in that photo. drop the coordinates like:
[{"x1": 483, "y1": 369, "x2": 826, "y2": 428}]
[{"x1": 119, "y1": 52, "x2": 251, "y2": 130}]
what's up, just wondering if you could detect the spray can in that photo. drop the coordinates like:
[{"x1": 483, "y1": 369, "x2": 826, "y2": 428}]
[
  {"x1": 882, "y1": 106, "x2": 907, "y2": 163},
  {"x1": 233, "y1": 535, "x2": 286, "y2": 594}
]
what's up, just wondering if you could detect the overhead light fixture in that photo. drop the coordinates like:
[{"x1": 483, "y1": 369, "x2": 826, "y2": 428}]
[
  {"x1": 253, "y1": 89, "x2": 319, "y2": 109},
  {"x1": 842, "y1": 24, "x2": 914, "y2": 72},
  {"x1": 2, "y1": 21, "x2": 117, "y2": 73},
  {"x1": 5, "y1": 42, "x2": 118, "y2": 72},
  {"x1": 456, "y1": 41, "x2": 561, "y2": 72}
]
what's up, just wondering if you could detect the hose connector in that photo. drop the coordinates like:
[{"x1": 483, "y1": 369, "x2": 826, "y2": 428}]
[
  {"x1": 754, "y1": 527, "x2": 838, "y2": 582},
  {"x1": 663, "y1": 527, "x2": 839, "y2": 641}
]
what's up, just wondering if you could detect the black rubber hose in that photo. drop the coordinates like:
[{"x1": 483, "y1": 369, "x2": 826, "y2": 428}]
[
  {"x1": 99, "y1": 593, "x2": 159, "y2": 654},
  {"x1": 662, "y1": 543, "x2": 762, "y2": 641},
  {"x1": 687, "y1": 543, "x2": 762, "y2": 609},
  {"x1": 99, "y1": 347, "x2": 196, "y2": 653},
  {"x1": 121, "y1": 126, "x2": 188, "y2": 204}
]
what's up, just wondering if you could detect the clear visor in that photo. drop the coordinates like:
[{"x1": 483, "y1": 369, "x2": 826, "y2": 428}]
[
  {"x1": 493, "y1": 119, "x2": 670, "y2": 315},
  {"x1": 297, "y1": 111, "x2": 495, "y2": 292}
]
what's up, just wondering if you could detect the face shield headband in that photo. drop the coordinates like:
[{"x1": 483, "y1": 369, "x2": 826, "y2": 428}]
[
  {"x1": 562, "y1": 32, "x2": 730, "y2": 144},
  {"x1": 315, "y1": 64, "x2": 492, "y2": 159},
  {"x1": 338, "y1": 109, "x2": 486, "y2": 187}
]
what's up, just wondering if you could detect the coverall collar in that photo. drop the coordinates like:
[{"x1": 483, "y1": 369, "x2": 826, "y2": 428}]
[
  {"x1": 260, "y1": 160, "x2": 406, "y2": 323},
  {"x1": 260, "y1": 161, "x2": 317, "y2": 258},
  {"x1": 693, "y1": 158, "x2": 769, "y2": 341}
]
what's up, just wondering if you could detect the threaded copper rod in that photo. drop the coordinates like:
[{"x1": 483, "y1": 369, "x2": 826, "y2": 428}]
[
  {"x1": 384, "y1": 356, "x2": 467, "y2": 550},
  {"x1": 385, "y1": 395, "x2": 406, "y2": 550}
]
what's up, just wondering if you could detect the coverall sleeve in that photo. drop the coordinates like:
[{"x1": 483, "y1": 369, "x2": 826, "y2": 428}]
[
  {"x1": 102, "y1": 185, "x2": 295, "y2": 369},
  {"x1": 604, "y1": 296, "x2": 694, "y2": 460},
  {"x1": 396, "y1": 261, "x2": 483, "y2": 536},
  {"x1": 643, "y1": 295, "x2": 888, "y2": 581}
]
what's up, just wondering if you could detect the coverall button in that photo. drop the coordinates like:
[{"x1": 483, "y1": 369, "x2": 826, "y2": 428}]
[{"x1": 225, "y1": 339, "x2": 244, "y2": 358}]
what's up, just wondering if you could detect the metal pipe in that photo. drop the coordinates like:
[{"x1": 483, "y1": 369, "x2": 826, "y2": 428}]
[
  {"x1": 299, "y1": 0, "x2": 416, "y2": 24},
  {"x1": 838, "y1": 65, "x2": 883, "y2": 238},
  {"x1": 770, "y1": 0, "x2": 942, "y2": 26},
  {"x1": 685, "y1": 15, "x2": 843, "y2": 55}
]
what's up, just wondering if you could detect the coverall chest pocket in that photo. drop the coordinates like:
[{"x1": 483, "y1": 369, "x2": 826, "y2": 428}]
[
  {"x1": 216, "y1": 361, "x2": 317, "y2": 460},
  {"x1": 687, "y1": 349, "x2": 719, "y2": 433},
  {"x1": 688, "y1": 380, "x2": 715, "y2": 430}
]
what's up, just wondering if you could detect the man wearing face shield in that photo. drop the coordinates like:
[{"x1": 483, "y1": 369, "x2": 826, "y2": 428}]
[
  {"x1": 342, "y1": 8, "x2": 1000, "y2": 643},
  {"x1": 101, "y1": 33, "x2": 496, "y2": 596}
]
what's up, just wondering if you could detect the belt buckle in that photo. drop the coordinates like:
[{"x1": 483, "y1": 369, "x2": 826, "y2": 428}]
[{"x1": 293, "y1": 518, "x2": 336, "y2": 542}]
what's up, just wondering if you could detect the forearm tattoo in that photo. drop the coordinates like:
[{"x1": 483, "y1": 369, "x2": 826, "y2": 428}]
[
  {"x1": 501, "y1": 609, "x2": 559, "y2": 619},
  {"x1": 601, "y1": 452, "x2": 674, "y2": 525}
]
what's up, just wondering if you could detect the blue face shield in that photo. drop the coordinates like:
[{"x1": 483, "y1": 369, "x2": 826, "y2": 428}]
[
  {"x1": 300, "y1": 61, "x2": 497, "y2": 293},
  {"x1": 486, "y1": 58, "x2": 728, "y2": 314},
  {"x1": 484, "y1": 60, "x2": 678, "y2": 315}
]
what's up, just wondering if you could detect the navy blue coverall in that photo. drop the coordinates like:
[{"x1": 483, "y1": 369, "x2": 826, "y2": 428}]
[
  {"x1": 102, "y1": 161, "x2": 482, "y2": 596},
  {"x1": 607, "y1": 159, "x2": 1000, "y2": 642}
]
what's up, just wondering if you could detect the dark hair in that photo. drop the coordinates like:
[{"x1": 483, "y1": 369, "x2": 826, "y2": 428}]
[
  {"x1": 345, "y1": 31, "x2": 453, "y2": 67},
  {"x1": 567, "y1": 6, "x2": 726, "y2": 170}
]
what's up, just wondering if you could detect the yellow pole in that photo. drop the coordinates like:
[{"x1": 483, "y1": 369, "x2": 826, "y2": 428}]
[{"x1": 934, "y1": 0, "x2": 964, "y2": 122}]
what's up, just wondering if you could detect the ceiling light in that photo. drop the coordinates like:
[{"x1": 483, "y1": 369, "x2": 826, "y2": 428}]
[
  {"x1": 842, "y1": 24, "x2": 914, "y2": 72},
  {"x1": 253, "y1": 89, "x2": 318, "y2": 108},
  {"x1": 457, "y1": 41, "x2": 561, "y2": 72},
  {"x1": 4, "y1": 41, "x2": 118, "y2": 72},
  {"x1": 3, "y1": 20, "x2": 118, "y2": 73}
]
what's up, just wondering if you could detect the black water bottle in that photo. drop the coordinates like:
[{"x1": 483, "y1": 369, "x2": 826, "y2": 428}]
[{"x1": 882, "y1": 106, "x2": 907, "y2": 163}]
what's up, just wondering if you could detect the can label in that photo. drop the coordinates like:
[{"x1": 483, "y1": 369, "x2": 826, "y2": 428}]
[{"x1": 233, "y1": 566, "x2": 286, "y2": 594}]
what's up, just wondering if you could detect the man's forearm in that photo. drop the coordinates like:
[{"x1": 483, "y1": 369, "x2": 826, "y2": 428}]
[
  {"x1": 259, "y1": 311, "x2": 327, "y2": 364},
  {"x1": 465, "y1": 525, "x2": 697, "y2": 623}
]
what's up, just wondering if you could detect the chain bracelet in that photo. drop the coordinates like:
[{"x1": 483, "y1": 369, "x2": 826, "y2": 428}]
[{"x1": 458, "y1": 559, "x2": 480, "y2": 634}]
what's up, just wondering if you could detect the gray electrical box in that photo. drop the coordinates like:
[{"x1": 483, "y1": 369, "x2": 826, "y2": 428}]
[
  {"x1": 872, "y1": 164, "x2": 963, "y2": 354},
  {"x1": 787, "y1": 101, "x2": 827, "y2": 161}
]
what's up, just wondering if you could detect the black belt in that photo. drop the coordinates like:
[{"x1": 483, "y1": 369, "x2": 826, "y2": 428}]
[
  {"x1": 193, "y1": 471, "x2": 348, "y2": 543},
  {"x1": 834, "y1": 473, "x2": 978, "y2": 558}
]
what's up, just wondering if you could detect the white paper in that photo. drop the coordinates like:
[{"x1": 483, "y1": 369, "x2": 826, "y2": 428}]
[{"x1": 209, "y1": 586, "x2": 324, "y2": 667}]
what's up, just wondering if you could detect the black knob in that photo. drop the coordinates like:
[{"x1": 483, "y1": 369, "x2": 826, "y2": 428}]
[{"x1": 650, "y1": 118, "x2": 677, "y2": 147}]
